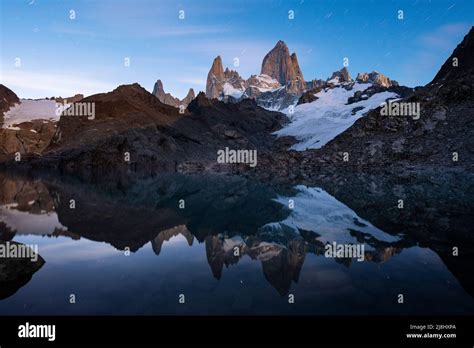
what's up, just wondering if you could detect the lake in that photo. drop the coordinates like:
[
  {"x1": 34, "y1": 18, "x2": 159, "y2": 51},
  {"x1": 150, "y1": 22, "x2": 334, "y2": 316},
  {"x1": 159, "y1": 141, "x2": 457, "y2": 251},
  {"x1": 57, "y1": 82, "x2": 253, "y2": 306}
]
[{"x1": 0, "y1": 170, "x2": 473, "y2": 315}]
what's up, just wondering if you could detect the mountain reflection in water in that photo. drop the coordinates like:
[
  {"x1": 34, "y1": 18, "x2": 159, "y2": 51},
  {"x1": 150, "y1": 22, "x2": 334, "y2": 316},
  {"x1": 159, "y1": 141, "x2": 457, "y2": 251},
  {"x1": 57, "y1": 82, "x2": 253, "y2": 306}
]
[{"x1": 0, "y1": 171, "x2": 473, "y2": 315}]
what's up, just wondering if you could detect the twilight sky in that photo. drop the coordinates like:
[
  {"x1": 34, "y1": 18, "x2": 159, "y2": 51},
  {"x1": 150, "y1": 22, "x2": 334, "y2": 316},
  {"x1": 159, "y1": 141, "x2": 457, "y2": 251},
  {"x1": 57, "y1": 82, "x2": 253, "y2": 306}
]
[{"x1": 1, "y1": 0, "x2": 472, "y2": 98}]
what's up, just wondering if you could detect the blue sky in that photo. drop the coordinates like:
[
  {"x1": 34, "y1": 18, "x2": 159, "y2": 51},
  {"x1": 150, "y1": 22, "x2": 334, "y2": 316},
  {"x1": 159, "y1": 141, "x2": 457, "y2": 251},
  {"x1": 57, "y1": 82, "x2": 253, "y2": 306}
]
[{"x1": 1, "y1": 0, "x2": 472, "y2": 98}]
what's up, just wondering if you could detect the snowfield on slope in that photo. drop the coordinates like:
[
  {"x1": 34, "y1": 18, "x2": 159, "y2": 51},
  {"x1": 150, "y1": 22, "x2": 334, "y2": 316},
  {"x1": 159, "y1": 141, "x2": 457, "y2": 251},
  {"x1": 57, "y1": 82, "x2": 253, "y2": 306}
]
[
  {"x1": 222, "y1": 82, "x2": 244, "y2": 99},
  {"x1": 275, "y1": 83, "x2": 398, "y2": 150},
  {"x1": 2, "y1": 99, "x2": 68, "y2": 128}
]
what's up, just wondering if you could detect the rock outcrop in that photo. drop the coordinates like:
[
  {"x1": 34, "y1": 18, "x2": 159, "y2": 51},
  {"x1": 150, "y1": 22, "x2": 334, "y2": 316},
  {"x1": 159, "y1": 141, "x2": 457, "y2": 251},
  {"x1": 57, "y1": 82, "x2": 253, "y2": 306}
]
[
  {"x1": 307, "y1": 79, "x2": 325, "y2": 90},
  {"x1": 356, "y1": 71, "x2": 398, "y2": 87},
  {"x1": 181, "y1": 88, "x2": 195, "y2": 107},
  {"x1": 297, "y1": 87, "x2": 322, "y2": 105},
  {"x1": 0, "y1": 120, "x2": 58, "y2": 161},
  {"x1": 0, "y1": 241, "x2": 45, "y2": 300},
  {"x1": 53, "y1": 94, "x2": 84, "y2": 104},
  {"x1": 328, "y1": 67, "x2": 352, "y2": 84},
  {"x1": 206, "y1": 56, "x2": 226, "y2": 99}
]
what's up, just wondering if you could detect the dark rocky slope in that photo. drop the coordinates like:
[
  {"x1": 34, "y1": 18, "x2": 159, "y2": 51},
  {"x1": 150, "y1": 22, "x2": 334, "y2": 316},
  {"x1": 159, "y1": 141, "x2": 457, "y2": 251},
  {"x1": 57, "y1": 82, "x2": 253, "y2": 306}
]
[{"x1": 0, "y1": 84, "x2": 20, "y2": 126}]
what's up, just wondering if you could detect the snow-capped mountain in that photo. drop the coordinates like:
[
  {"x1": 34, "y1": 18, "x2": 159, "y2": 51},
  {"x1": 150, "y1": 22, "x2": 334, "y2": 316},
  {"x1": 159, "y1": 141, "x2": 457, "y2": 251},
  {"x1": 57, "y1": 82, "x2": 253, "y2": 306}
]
[
  {"x1": 242, "y1": 74, "x2": 281, "y2": 98},
  {"x1": 205, "y1": 55, "x2": 284, "y2": 102},
  {"x1": 204, "y1": 40, "x2": 405, "y2": 116},
  {"x1": 205, "y1": 56, "x2": 247, "y2": 99},
  {"x1": 204, "y1": 40, "x2": 305, "y2": 107}
]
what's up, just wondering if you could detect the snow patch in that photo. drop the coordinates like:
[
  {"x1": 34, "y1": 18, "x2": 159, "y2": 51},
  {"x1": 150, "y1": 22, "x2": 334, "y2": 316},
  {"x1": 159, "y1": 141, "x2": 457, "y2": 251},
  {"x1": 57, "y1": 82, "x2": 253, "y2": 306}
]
[
  {"x1": 222, "y1": 82, "x2": 244, "y2": 99},
  {"x1": 2, "y1": 99, "x2": 63, "y2": 128},
  {"x1": 275, "y1": 83, "x2": 398, "y2": 150}
]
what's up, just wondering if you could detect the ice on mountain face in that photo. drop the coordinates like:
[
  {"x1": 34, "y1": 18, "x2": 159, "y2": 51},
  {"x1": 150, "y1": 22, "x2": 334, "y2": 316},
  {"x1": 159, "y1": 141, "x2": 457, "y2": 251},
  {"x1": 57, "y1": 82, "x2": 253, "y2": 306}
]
[
  {"x1": 274, "y1": 83, "x2": 398, "y2": 150},
  {"x1": 326, "y1": 77, "x2": 340, "y2": 85},
  {"x1": 222, "y1": 82, "x2": 244, "y2": 99},
  {"x1": 255, "y1": 86, "x2": 298, "y2": 111},
  {"x1": 263, "y1": 185, "x2": 399, "y2": 248},
  {"x1": 249, "y1": 74, "x2": 280, "y2": 92},
  {"x1": 2, "y1": 99, "x2": 64, "y2": 128}
]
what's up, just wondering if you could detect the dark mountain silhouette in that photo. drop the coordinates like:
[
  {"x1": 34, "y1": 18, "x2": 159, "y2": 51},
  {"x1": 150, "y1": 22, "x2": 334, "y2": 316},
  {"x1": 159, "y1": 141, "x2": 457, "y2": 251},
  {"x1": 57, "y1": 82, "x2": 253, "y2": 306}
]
[{"x1": 6, "y1": 84, "x2": 286, "y2": 175}]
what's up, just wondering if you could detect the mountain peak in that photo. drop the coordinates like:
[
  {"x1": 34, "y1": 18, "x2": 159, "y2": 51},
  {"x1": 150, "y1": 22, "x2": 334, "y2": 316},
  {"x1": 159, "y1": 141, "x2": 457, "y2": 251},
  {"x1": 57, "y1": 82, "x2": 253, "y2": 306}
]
[
  {"x1": 152, "y1": 80, "x2": 195, "y2": 109},
  {"x1": 276, "y1": 40, "x2": 288, "y2": 48},
  {"x1": 181, "y1": 88, "x2": 196, "y2": 106},
  {"x1": 186, "y1": 88, "x2": 195, "y2": 98},
  {"x1": 261, "y1": 41, "x2": 305, "y2": 92},
  {"x1": 152, "y1": 79, "x2": 165, "y2": 96},
  {"x1": 206, "y1": 56, "x2": 226, "y2": 98},
  {"x1": 328, "y1": 67, "x2": 352, "y2": 84},
  {"x1": 211, "y1": 56, "x2": 224, "y2": 72}
]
